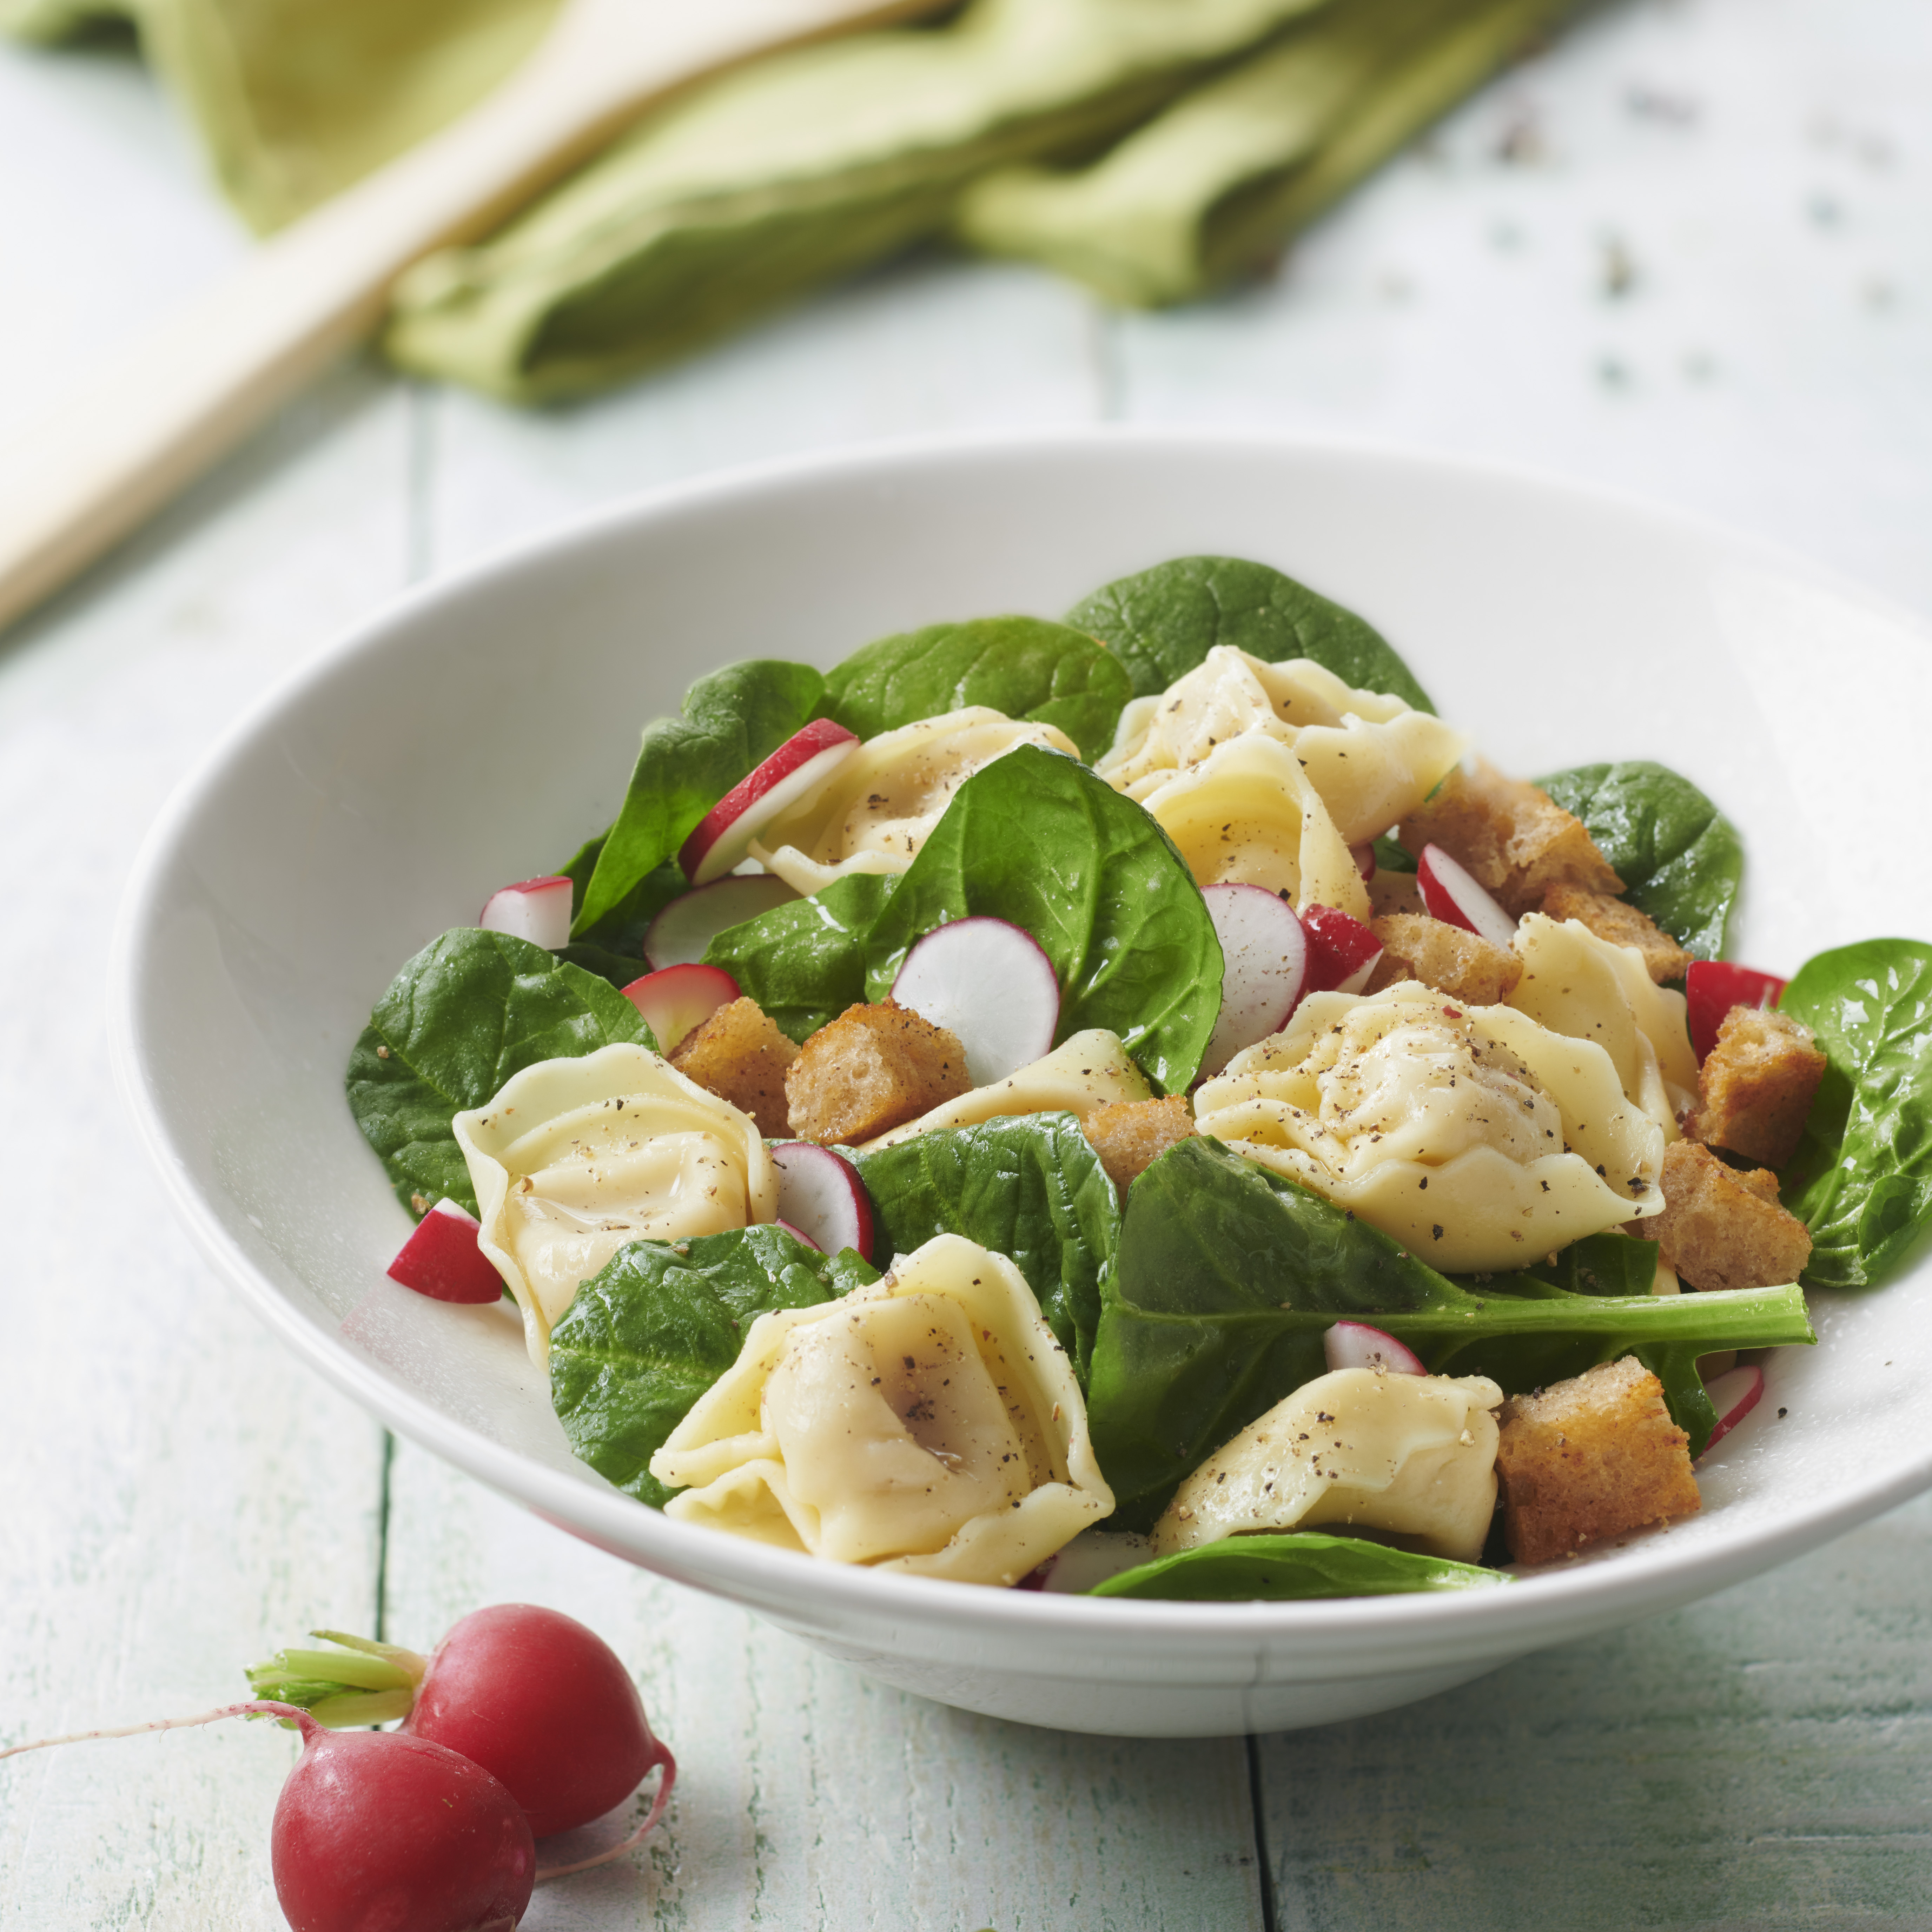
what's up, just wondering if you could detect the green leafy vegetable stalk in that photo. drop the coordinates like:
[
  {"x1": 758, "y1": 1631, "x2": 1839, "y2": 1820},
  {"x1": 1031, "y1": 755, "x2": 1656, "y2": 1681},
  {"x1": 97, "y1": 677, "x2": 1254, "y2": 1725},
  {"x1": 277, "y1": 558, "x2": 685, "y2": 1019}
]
[{"x1": 1090, "y1": 1532, "x2": 1510, "y2": 1602}]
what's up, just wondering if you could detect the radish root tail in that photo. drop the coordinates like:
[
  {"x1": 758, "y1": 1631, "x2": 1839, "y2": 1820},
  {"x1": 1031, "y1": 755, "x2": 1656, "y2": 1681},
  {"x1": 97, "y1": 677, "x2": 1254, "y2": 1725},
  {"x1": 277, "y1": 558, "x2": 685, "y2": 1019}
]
[
  {"x1": 534, "y1": 1744, "x2": 677, "y2": 1881},
  {"x1": 0, "y1": 1700, "x2": 310, "y2": 1762}
]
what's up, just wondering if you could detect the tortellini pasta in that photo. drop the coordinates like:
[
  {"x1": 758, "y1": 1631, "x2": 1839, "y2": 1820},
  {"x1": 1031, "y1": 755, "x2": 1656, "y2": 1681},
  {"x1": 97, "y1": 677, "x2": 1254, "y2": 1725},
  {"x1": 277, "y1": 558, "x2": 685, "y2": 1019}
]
[
  {"x1": 456, "y1": 1042, "x2": 777, "y2": 1364},
  {"x1": 650, "y1": 1234, "x2": 1113, "y2": 1584},
  {"x1": 856, "y1": 1028, "x2": 1152, "y2": 1152},
  {"x1": 1509, "y1": 913, "x2": 1699, "y2": 1137},
  {"x1": 749, "y1": 707, "x2": 1079, "y2": 895},
  {"x1": 1152, "y1": 1368, "x2": 1503, "y2": 1564},
  {"x1": 1102, "y1": 647, "x2": 1468, "y2": 845},
  {"x1": 1193, "y1": 985, "x2": 1666, "y2": 1271}
]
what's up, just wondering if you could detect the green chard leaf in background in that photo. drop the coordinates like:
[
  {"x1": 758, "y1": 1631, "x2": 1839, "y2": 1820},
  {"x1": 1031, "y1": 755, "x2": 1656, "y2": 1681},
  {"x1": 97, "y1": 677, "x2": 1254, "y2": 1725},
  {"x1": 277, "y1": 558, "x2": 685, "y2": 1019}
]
[
  {"x1": 1090, "y1": 1531, "x2": 1511, "y2": 1602},
  {"x1": 346, "y1": 929, "x2": 654, "y2": 1217},
  {"x1": 1536, "y1": 760, "x2": 1744, "y2": 963},
  {"x1": 854, "y1": 1111, "x2": 1120, "y2": 1378},
  {"x1": 1065, "y1": 553, "x2": 1434, "y2": 708},
  {"x1": 703, "y1": 870, "x2": 900, "y2": 1045},
  {"x1": 574, "y1": 659, "x2": 825, "y2": 937},
  {"x1": 549, "y1": 1225, "x2": 878, "y2": 1507},
  {"x1": 1087, "y1": 1137, "x2": 1815, "y2": 1530},
  {"x1": 818, "y1": 615, "x2": 1136, "y2": 761},
  {"x1": 1779, "y1": 939, "x2": 1932, "y2": 1290}
]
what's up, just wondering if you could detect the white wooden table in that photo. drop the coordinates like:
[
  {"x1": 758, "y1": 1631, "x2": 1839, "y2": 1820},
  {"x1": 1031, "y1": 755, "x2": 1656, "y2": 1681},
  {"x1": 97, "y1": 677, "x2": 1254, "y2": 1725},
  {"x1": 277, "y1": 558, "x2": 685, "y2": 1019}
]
[{"x1": 4, "y1": 3, "x2": 1930, "y2": 1925}]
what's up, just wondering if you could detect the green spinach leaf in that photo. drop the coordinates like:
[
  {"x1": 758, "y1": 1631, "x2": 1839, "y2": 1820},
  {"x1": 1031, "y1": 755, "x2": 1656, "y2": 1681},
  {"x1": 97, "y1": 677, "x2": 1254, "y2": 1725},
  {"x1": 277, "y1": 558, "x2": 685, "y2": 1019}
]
[
  {"x1": 1087, "y1": 1137, "x2": 1814, "y2": 1529},
  {"x1": 1089, "y1": 1532, "x2": 1510, "y2": 1601},
  {"x1": 854, "y1": 1111, "x2": 1119, "y2": 1379},
  {"x1": 1065, "y1": 554, "x2": 1434, "y2": 710},
  {"x1": 1778, "y1": 939, "x2": 1932, "y2": 1290},
  {"x1": 818, "y1": 615, "x2": 1135, "y2": 762},
  {"x1": 575, "y1": 659, "x2": 825, "y2": 936},
  {"x1": 1535, "y1": 761, "x2": 1743, "y2": 962},
  {"x1": 1511, "y1": 1231, "x2": 1662, "y2": 1298},
  {"x1": 549, "y1": 1227, "x2": 876, "y2": 1507},
  {"x1": 347, "y1": 929, "x2": 653, "y2": 1217},
  {"x1": 563, "y1": 829, "x2": 686, "y2": 957},
  {"x1": 861, "y1": 745, "x2": 1221, "y2": 1094}
]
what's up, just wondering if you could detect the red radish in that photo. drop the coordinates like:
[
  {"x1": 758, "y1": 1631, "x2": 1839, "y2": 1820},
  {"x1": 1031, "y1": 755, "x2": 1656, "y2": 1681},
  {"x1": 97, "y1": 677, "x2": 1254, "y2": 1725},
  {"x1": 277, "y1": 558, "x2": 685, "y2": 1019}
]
[
  {"x1": 1686, "y1": 960, "x2": 1787, "y2": 1064},
  {"x1": 890, "y1": 915, "x2": 1060, "y2": 1086},
  {"x1": 621, "y1": 961, "x2": 739, "y2": 1054},
  {"x1": 387, "y1": 1199, "x2": 504, "y2": 1305},
  {"x1": 644, "y1": 872, "x2": 798, "y2": 968},
  {"x1": 1301, "y1": 904, "x2": 1384, "y2": 997},
  {"x1": 1323, "y1": 1321, "x2": 1427, "y2": 1376},
  {"x1": 679, "y1": 719, "x2": 860, "y2": 886},
  {"x1": 770, "y1": 1143, "x2": 875, "y2": 1261},
  {"x1": 480, "y1": 875, "x2": 573, "y2": 950},
  {"x1": 1200, "y1": 883, "x2": 1308, "y2": 1074},
  {"x1": 776, "y1": 1216, "x2": 823, "y2": 1251},
  {"x1": 1350, "y1": 842, "x2": 1377, "y2": 881},
  {"x1": 1416, "y1": 844, "x2": 1518, "y2": 950},
  {"x1": 1700, "y1": 1362, "x2": 1766, "y2": 1452}
]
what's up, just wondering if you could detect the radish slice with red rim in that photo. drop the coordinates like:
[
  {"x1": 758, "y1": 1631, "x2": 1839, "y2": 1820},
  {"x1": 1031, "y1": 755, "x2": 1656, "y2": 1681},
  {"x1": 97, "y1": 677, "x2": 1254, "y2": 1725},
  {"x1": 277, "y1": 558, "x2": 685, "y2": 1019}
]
[
  {"x1": 1301, "y1": 904, "x2": 1384, "y2": 997},
  {"x1": 1323, "y1": 1321, "x2": 1426, "y2": 1376},
  {"x1": 1700, "y1": 1363, "x2": 1765, "y2": 1453},
  {"x1": 1685, "y1": 960, "x2": 1787, "y2": 1064},
  {"x1": 1199, "y1": 883, "x2": 1307, "y2": 1074},
  {"x1": 388, "y1": 1200, "x2": 504, "y2": 1305},
  {"x1": 1350, "y1": 842, "x2": 1376, "y2": 882},
  {"x1": 620, "y1": 962, "x2": 739, "y2": 1055},
  {"x1": 678, "y1": 719, "x2": 860, "y2": 886},
  {"x1": 890, "y1": 915, "x2": 1060, "y2": 1087},
  {"x1": 644, "y1": 873, "x2": 798, "y2": 969},
  {"x1": 770, "y1": 1143, "x2": 874, "y2": 1261},
  {"x1": 479, "y1": 875, "x2": 572, "y2": 950},
  {"x1": 1416, "y1": 844, "x2": 1518, "y2": 950}
]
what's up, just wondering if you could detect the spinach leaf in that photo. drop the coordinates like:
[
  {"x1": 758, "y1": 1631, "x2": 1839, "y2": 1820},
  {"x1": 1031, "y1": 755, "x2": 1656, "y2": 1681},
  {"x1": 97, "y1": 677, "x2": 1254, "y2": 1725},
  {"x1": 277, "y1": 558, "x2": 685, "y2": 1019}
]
[
  {"x1": 861, "y1": 745, "x2": 1221, "y2": 1094},
  {"x1": 1087, "y1": 1137, "x2": 1814, "y2": 1529},
  {"x1": 1512, "y1": 1231, "x2": 1661, "y2": 1298},
  {"x1": 1372, "y1": 834, "x2": 1416, "y2": 875},
  {"x1": 1065, "y1": 554, "x2": 1434, "y2": 711},
  {"x1": 702, "y1": 870, "x2": 899, "y2": 1045},
  {"x1": 549, "y1": 1226, "x2": 876, "y2": 1507},
  {"x1": 1535, "y1": 761, "x2": 1743, "y2": 962},
  {"x1": 347, "y1": 929, "x2": 653, "y2": 1217},
  {"x1": 819, "y1": 615, "x2": 1135, "y2": 762},
  {"x1": 1089, "y1": 1532, "x2": 1510, "y2": 1601},
  {"x1": 564, "y1": 829, "x2": 686, "y2": 957},
  {"x1": 556, "y1": 940, "x2": 648, "y2": 992},
  {"x1": 575, "y1": 659, "x2": 825, "y2": 936},
  {"x1": 854, "y1": 1111, "x2": 1119, "y2": 1379},
  {"x1": 1778, "y1": 939, "x2": 1932, "y2": 1290}
]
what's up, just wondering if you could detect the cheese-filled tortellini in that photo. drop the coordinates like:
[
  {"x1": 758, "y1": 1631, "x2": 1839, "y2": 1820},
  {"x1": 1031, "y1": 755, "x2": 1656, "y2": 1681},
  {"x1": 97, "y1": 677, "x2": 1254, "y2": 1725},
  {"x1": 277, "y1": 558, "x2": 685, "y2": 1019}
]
[
  {"x1": 1130, "y1": 729, "x2": 1370, "y2": 919},
  {"x1": 1102, "y1": 647, "x2": 1468, "y2": 845},
  {"x1": 650, "y1": 1234, "x2": 1113, "y2": 1584},
  {"x1": 749, "y1": 707, "x2": 1079, "y2": 895},
  {"x1": 1193, "y1": 985, "x2": 1666, "y2": 1271},
  {"x1": 1152, "y1": 1368, "x2": 1503, "y2": 1564},
  {"x1": 858, "y1": 1028, "x2": 1152, "y2": 1152},
  {"x1": 456, "y1": 1042, "x2": 777, "y2": 1364},
  {"x1": 1509, "y1": 913, "x2": 1699, "y2": 1137}
]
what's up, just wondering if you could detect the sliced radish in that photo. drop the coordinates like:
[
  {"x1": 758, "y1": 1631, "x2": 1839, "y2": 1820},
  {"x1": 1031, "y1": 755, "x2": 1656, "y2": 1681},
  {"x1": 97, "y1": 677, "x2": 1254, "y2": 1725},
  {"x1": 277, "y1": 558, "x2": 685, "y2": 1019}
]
[
  {"x1": 1200, "y1": 884, "x2": 1308, "y2": 1074},
  {"x1": 387, "y1": 1200, "x2": 504, "y2": 1305},
  {"x1": 1350, "y1": 842, "x2": 1377, "y2": 882},
  {"x1": 1700, "y1": 1362, "x2": 1765, "y2": 1453},
  {"x1": 678, "y1": 719, "x2": 860, "y2": 886},
  {"x1": 1323, "y1": 1321, "x2": 1426, "y2": 1375},
  {"x1": 775, "y1": 1217, "x2": 823, "y2": 1252},
  {"x1": 644, "y1": 873, "x2": 799, "y2": 969},
  {"x1": 1301, "y1": 904, "x2": 1384, "y2": 997},
  {"x1": 770, "y1": 1143, "x2": 874, "y2": 1261},
  {"x1": 1686, "y1": 960, "x2": 1787, "y2": 1064},
  {"x1": 478, "y1": 875, "x2": 572, "y2": 950},
  {"x1": 620, "y1": 962, "x2": 739, "y2": 1055},
  {"x1": 1417, "y1": 844, "x2": 1518, "y2": 951},
  {"x1": 890, "y1": 917, "x2": 1060, "y2": 1087}
]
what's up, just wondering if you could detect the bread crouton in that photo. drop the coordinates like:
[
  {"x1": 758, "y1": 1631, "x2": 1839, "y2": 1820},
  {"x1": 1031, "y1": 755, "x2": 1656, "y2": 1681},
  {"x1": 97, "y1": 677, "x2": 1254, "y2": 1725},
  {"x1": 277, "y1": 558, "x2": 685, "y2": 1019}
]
[
  {"x1": 1399, "y1": 760, "x2": 1622, "y2": 915},
  {"x1": 1643, "y1": 1139, "x2": 1812, "y2": 1291},
  {"x1": 783, "y1": 999, "x2": 971, "y2": 1145},
  {"x1": 1495, "y1": 1356, "x2": 1701, "y2": 1564},
  {"x1": 1082, "y1": 1097, "x2": 1196, "y2": 1191},
  {"x1": 1683, "y1": 1006, "x2": 1827, "y2": 1169},
  {"x1": 1540, "y1": 885, "x2": 1693, "y2": 984},
  {"x1": 669, "y1": 997, "x2": 798, "y2": 1138},
  {"x1": 1370, "y1": 913, "x2": 1523, "y2": 1005}
]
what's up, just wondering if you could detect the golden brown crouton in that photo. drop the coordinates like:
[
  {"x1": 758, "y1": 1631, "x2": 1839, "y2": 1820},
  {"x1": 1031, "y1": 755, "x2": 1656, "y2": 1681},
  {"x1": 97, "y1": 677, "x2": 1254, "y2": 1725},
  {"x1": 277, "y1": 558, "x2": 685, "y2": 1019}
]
[
  {"x1": 1540, "y1": 885, "x2": 1694, "y2": 984},
  {"x1": 783, "y1": 1000, "x2": 972, "y2": 1145},
  {"x1": 1683, "y1": 1006, "x2": 1827, "y2": 1169},
  {"x1": 1643, "y1": 1139, "x2": 1812, "y2": 1291},
  {"x1": 1370, "y1": 913, "x2": 1524, "y2": 1005},
  {"x1": 1399, "y1": 760, "x2": 1622, "y2": 915},
  {"x1": 669, "y1": 997, "x2": 798, "y2": 1139},
  {"x1": 1081, "y1": 1096, "x2": 1197, "y2": 1191},
  {"x1": 1495, "y1": 1356, "x2": 1701, "y2": 1565}
]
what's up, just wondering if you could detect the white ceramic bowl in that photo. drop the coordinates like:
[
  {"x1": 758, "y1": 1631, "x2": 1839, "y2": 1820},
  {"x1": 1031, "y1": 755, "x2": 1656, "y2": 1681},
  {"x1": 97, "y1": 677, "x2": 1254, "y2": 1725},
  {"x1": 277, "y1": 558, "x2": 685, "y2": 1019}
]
[{"x1": 113, "y1": 432, "x2": 1932, "y2": 1738}]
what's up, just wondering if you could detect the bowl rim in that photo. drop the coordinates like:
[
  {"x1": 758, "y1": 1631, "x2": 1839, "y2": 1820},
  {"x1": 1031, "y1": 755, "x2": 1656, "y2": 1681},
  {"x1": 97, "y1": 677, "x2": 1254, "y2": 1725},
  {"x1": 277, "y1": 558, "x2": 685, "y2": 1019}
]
[{"x1": 110, "y1": 424, "x2": 1932, "y2": 1660}]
